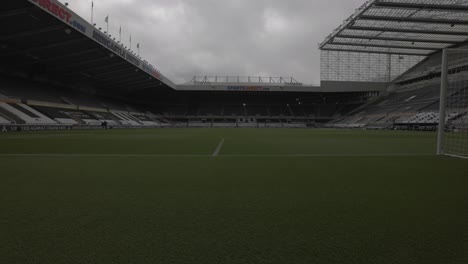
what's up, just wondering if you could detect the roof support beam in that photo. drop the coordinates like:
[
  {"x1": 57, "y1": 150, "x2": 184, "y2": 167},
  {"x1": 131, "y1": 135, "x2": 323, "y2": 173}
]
[
  {"x1": 0, "y1": 7, "x2": 33, "y2": 19},
  {"x1": 348, "y1": 25, "x2": 468, "y2": 36},
  {"x1": 94, "y1": 68, "x2": 141, "y2": 79},
  {"x1": 319, "y1": 1, "x2": 375, "y2": 49},
  {"x1": 321, "y1": 48, "x2": 429, "y2": 57},
  {"x1": 0, "y1": 25, "x2": 65, "y2": 41},
  {"x1": 97, "y1": 71, "x2": 148, "y2": 82},
  {"x1": 33, "y1": 48, "x2": 100, "y2": 64},
  {"x1": 330, "y1": 41, "x2": 438, "y2": 51},
  {"x1": 335, "y1": 34, "x2": 460, "y2": 44},
  {"x1": 373, "y1": 2, "x2": 468, "y2": 12},
  {"x1": 103, "y1": 79, "x2": 157, "y2": 91},
  {"x1": 122, "y1": 83, "x2": 161, "y2": 92},
  {"x1": 107, "y1": 76, "x2": 154, "y2": 87},
  {"x1": 82, "y1": 61, "x2": 129, "y2": 73},
  {"x1": 320, "y1": 2, "x2": 468, "y2": 53},
  {"x1": 359, "y1": 15, "x2": 468, "y2": 25},
  {"x1": 60, "y1": 56, "x2": 113, "y2": 70},
  {"x1": 23, "y1": 38, "x2": 87, "y2": 54},
  {"x1": 131, "y1": 82, "x2": 165, "y2": 91},
  {"x1": 57, "y1": 61, "x2": 129, "y2": 79},
  {"x1": 0, "y1": 38, "x2": 88, "y2": 57}
]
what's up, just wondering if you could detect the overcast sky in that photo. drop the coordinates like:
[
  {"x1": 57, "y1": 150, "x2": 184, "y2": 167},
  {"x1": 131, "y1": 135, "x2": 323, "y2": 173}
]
[{"x1": 65, "y1": 0, "x2": 365, "y2": 84}]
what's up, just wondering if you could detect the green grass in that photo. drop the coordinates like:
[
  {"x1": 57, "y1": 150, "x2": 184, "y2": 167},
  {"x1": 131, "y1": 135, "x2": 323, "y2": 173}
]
[{"x1": 1, "y1": 129, "x2": 467, "y2": 263}]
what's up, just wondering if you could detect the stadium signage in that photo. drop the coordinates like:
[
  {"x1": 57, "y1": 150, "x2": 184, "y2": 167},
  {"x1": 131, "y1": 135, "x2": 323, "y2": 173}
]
[
  {"x1": 31, "y1": 0, "x2": 72, "y2": 23},
  {"x1": 227, "y1": 86, "x2": 271, "y2": 92},
  {"x1": 1, "y1": 125, "x2": 71, "y2": 132},
  {"x1": 125, "y1": 52, "x2": 140, "y2": 67},
  {"x1": 142, "y1": 63, "x2": 161, "y2": 79},
  {"x1": 29, "y1": 0, "x2": 86, "y2": 33},
  {"x1": 0, "y1": 125, "x2": 163, "y2": 133},
  {"x1": 92, "y1": 31, "x2": 127, "y2": 58},
  {"x1": 92, "y1": 30, "x2": 142, "y2": 68}
]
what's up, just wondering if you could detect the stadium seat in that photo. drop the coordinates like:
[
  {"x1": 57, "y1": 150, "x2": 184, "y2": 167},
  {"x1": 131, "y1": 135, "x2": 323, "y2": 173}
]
[
  {"x1": 0, "y1": 103, "x2": 56, "y2": 125},
  {"x1": 0, "y1": 115, "x2": 12, "y2": 124}
]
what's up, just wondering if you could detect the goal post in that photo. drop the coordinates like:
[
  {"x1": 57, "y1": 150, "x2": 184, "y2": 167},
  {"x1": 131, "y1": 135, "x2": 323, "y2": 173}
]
[
  {"x1": 437, "y1": 49, "x2": 448, "y2": 156},
  {"x1": 437, "y1": 48, "x2": 468, "y2": 159}
]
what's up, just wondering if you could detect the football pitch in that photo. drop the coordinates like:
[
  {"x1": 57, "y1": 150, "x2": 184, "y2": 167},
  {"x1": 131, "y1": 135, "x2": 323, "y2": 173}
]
[{"x1": 1, "y1": 128, "x2": 468, "y2": 263}]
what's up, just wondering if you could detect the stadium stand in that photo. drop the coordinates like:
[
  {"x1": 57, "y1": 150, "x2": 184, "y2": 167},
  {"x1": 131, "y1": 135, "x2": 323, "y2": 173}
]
[
  {"x1": 323, "y1": 39, "x2": 468, "y2": 130},
  {"x1": 0, "y1": 73, "x2": 375, "y2": 129},
  {"x1": 0, "y1": 102, "x2": 56, "y2": 125},
  {"x1": 0, "y1": 115, "x2": 11, "y2": 125},
  {"x1": 4, "y1": 0, "x2": 467, "y2": 132},
  {"x1": 85, "y1": 111, "x2": 120, "y2": 126},
  {"x1": 318, "y1": 0, "x2": 468, "y2": 131},
  {"x1": 0, "y1": 108, "x2": 24, "y2": 125},
  {"x1": 0, "y1": 82, "x2": 167, "y2": 129},
  {"x1": 32, "y1": 105, "x2": 95, "y2": 125},
  {"x1": 0, "y1": 0, "x2": 381, "y2": 131}
]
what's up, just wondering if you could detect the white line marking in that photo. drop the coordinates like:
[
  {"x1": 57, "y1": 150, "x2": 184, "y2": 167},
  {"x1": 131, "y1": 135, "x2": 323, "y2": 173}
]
[
  {"x1": 0, "y1": 154, "x2": 210, "y2": 157},
  {"x1": 444, "y1": 154, "x2": 468, "y2": 160},
  {"x1": 219, "y1": 154, "x2": 436, "y2": 157},
  {"x1": 212, "y1": 138, "x2": 225, "y2": 157},
  {"x1": 0, "y1": 153, "x2": 437, "y2": 158}
]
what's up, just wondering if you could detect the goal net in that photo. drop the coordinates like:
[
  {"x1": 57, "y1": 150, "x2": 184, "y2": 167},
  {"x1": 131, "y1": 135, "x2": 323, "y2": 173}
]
[{"x1": 438, "y1": 48, "x2": 468, "y2": 159}]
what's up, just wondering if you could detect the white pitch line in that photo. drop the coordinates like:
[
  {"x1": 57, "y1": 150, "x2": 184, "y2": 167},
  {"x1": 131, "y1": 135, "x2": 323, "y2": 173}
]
[
  {"x1": 444, "y1": 154, "x2": 468, "y2": 160},
  {"x1": 0, "y1": 154, "x2": 210, "y2": 157},
  {"x1": 219, "y1": 154, "x2": 436, "y2": 157},
  {"x1": 0, "y1": 153, "x2": 437, "y2": 158},
  {"x1": 212, "y1": 138, "x2": 225, "y2": 157}
]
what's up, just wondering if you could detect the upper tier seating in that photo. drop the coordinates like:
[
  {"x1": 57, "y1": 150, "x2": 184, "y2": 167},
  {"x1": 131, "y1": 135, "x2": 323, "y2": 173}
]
[
  {"x1": 33, "y1": 106, "x2": 79, "y2": 125},
  {"x1": 395, "y1": 111, "x2": 462, "y2": 125},
  {"x1": 452, "y1": 112, "x2": 468, "y2": 129},
  {"x1": 131, "y1": 114, "x2": 160, "y2": 126},
  {"x1": 86, "y1": 111, "x2": 121, "y2": 126},
  {"x1": 0, "y1": 106, "x2": 24, "y2": 124},
  {"x1": 0, "y1": 115, "x2": 12, "y2": 124},
  {"x1": 111, "y1": 111, "x2": 142, "y2": 126},
  {"x1": 330, "y1": 75, "x2": 468, "y2": 129},
  {"x1": 0, "y1": 103, "x2": 56, "y2": 124}
]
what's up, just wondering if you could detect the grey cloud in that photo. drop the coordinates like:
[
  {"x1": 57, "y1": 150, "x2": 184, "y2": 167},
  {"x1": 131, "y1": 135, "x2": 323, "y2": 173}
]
[{"x1": 69, "y1": 0, "x2": 365, "y2": 84}]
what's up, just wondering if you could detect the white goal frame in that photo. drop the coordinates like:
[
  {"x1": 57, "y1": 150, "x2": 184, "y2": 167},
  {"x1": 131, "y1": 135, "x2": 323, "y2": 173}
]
[{"x1": 437, "y1": 48, "x2": 468, "y2": 159}]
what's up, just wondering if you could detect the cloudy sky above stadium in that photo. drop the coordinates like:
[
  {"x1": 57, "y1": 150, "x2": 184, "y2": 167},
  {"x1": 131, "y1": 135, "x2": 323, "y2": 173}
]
[{"x1": 67, "y1": 0, "x2": 364, "y2": 84}]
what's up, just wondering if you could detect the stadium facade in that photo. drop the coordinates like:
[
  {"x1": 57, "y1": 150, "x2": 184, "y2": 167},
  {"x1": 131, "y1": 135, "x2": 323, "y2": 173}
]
[{"x1": 1, "y1": 0, "x2": 467, "y2": 131}]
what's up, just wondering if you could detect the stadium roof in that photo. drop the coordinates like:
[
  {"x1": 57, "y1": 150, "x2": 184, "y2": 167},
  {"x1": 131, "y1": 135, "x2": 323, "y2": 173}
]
[
  {"x1": 319, "y1": 0, "x2": 468, "y2": 56},
  {"x1": 0, "y1": 0, "x2": 176, "y2": 98},
  {"x1": 0, "y1": 0, "x2": 389, "y2": 95}
]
